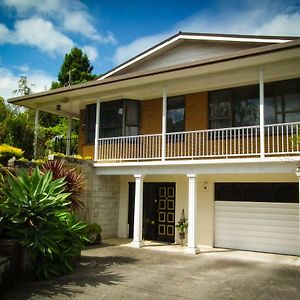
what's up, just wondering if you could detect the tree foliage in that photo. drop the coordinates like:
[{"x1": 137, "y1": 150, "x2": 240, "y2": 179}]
[
  {"x1": 51, "y1": 47, "x2": 96, "y2": 88},
  {"x1": 0, "y1": 167, "x2": 88, "y2": 279}
]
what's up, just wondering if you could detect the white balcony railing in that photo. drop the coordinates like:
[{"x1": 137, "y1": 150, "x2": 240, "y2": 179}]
[{"x1": 96, "y1": 122, "x2": 300, "y2": 162}]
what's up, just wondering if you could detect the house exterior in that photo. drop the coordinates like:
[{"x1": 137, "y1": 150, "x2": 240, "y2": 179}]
[{"x1": 9, "y1": 32, "x2": 300, "y2": 255}]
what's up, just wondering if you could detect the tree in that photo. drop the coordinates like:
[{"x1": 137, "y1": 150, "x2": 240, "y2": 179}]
[
  {"x1": 51, "y1": 47, "x2": 96, "y2": 88},
  {"x1": 0, "y1": 97, "x2": 34, "y2": 159},
  {"x1": 14, "y1": 76, "x2": 35, "y2": 96}
]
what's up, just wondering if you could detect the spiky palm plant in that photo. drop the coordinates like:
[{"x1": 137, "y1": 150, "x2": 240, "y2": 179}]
[{"x1": 41, "y1": 159, "x2": 85, "y2": 210}]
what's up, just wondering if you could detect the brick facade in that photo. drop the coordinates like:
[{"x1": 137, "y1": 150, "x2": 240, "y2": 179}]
[{"x1": 78, "y1": 92, "x2": 209, "y2": 155}]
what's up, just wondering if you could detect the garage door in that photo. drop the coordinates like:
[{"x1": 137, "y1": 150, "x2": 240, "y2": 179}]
[{"x1": 215, "y1": 183, "x2": 300, "y2": 256}]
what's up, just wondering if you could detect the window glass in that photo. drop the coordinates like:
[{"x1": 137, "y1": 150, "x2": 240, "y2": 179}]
[
  {"x1": 264, "y1": 97, "x2": 276, "y2": 124},
  {"x1": 167, "y1": 96, "x2": 185, "y2": 132},
  {"x1": 100, "y1": 101, "x2": 123, "y2": 127},
  {"x1": 284, "y1": 93, "x2": 300, "y2": 111},
  {"x1": 126, "y1": 101, "x2": 139, "y2": 126},
  {"x1": 86, "y1": 104, "x2": 96, "y2": 144},
  {"x1": 232, "y1": 86, "x2": 259, "y2": 127}
]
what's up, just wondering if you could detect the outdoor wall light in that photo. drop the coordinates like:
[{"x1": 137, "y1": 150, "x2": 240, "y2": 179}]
[{"x1": 56, "y1": 104, "x2": 61, "y2": 111}]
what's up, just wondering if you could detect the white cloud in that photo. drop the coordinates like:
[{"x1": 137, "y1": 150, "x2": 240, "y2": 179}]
[
  {"x1": 2, "y1": 0, "x2": 116, "y2": 44},
  {"x1": 13, "y1": 18, "x2": 74, "y2": 55},
  {"x1": 0, "y1": 18, "x2": 74, "y2": 55},
  {"x1": 113, "y1": 3, "x2": 300, "y2": 65},
  {"x1": 82, "y1": 46, "x2": 98, "y2": 62},
  {"x1": 0, "y1": 23, "x2": 10, "y2": 43},
  {"x1": 255, "y1": 12, "x2": 300, "y2": 36},
  {"x1": 0, "y1": 67, "x2": 55, "y2": 99}
]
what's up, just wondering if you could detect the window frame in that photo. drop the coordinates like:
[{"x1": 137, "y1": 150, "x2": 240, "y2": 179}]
[{"x1": 167, "y1": 95, "x2": 185, "y2": 133}]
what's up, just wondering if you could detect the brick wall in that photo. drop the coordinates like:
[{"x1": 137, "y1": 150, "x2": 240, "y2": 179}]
[
  {"x1": 185, "y1": 92, "x2": 208, "y2": 131},
  {"x1": 139, "y1": 98, "x2": 162, "y2": 134},
  {"x1": 78, "y1": 92, "x2": 209, "y2": 150}
]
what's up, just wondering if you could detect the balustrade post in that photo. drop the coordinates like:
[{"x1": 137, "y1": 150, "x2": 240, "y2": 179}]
[
  {"x1": 66, "y1": 116, "x2": 72, "y2": 156},
  {"x1": 296, "y1": 168, "x2": 300, "y2": 234},
  {"x1": 94, "y1": 100, "x2": 101, "y2": 161},
  {"x1": 34, "y1": 109, "x2": 39, "y2": 159},
  {"x1": 259, "y1": 70, "x2": 265, "y2": 158},
  {"x1": 162, "y1": 87, "x2": 167, "y2": 161}
]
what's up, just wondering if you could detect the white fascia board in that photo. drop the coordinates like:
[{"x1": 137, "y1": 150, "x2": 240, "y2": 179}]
[
  {"x1": 179, "y1": 34, "x2": 291, "y2": 44},
  {"x1": 99, "y1": 34, "x2": 292, "y2": 81},
  {"x1": 99, "y1": 35, "x2": 181, "y2": 80}
]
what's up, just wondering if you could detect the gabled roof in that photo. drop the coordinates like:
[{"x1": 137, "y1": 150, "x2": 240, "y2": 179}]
[{"x1": 99, "y1": 31, "x2": 297, "y2": 80}]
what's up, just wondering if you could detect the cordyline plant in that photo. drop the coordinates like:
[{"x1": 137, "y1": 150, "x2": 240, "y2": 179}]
[
  {"x1": 41, "y1": 159, "x2": 85, "y2": 210},
  {"x1": 0, "y1": 167, "x2": 89, "y2": 279}
]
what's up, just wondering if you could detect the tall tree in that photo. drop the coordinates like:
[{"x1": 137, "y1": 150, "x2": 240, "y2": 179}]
[{"x1": 51, "y1": 47, "x2": 96, "y2": 88}]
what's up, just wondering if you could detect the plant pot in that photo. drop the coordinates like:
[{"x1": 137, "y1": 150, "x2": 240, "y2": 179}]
[{"x1": 179, "y1": 232, "x2": 186, "y2": 246}]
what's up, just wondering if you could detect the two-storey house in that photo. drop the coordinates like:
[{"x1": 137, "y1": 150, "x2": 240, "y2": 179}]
[{"x1": 10, "y1": 32, "x2": 300, "y2": 255}]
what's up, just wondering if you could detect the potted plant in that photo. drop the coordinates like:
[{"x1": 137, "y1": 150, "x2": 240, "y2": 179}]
[{"x1": 176, "y1": 209, "x2": 188, "y2": 246}]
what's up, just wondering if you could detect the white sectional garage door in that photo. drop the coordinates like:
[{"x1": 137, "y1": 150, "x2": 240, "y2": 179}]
[{"x1": 214, "y1": 183, "x2": 300, "y2": 256}]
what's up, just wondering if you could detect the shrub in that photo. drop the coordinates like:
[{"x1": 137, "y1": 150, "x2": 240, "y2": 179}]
[
  {"x1": 0, "y1": 144, "x2": 24, "y2": 165},
  {"x1": 86, "y1": 223, "x2": 102, "y2": 244},
  {"x1": 0, "y1": 167, "x2": 89, "y2": 279},
  {"x1": 41, "y1": 160, "x2": 85, "y2": 210}
]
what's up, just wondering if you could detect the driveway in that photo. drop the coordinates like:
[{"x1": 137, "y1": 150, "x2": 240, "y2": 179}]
[{"x1": 2, "y1": 240, "x2": 300, "y2": 300}]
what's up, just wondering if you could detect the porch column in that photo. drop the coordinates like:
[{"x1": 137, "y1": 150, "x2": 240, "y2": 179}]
[
  {"x1": 94, "y1": 100, "x2": 101, "y2": 161},
  {"x1": 34, "y1": 109, "x2": 39, "y2": 159},
  {"x1": 185, "y1": 174, "x2": 200, "y2": 254},
  {"x1": 131, "y1": 174, "x2": 145, "y2": 248},
  {"x1": 296, "y1": 167, "x2": 300, "y2": 233},
  {"x1": 66, "y1": 116, "x2": 72, "y2": 156},
  {"x1": 259, "y1": 69, "x2": 265, "y2": 158},
  {"x1": 161, "y1": 87, "x2": 167, "y2": 161}
]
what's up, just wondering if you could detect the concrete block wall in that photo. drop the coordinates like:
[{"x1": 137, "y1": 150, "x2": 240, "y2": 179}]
[{"x1": 65, "y1": 160, "x2": 120, "y2": 239}]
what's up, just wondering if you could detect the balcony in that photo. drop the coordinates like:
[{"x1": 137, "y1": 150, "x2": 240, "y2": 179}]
[{"x1": 95, "y1": 122, "x2": 300, "y2": 163}]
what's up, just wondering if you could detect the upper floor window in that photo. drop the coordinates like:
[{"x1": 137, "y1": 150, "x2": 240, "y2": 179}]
[
  {"x1": 85, "y1": 99, "x2": 140, "y2": 144},
  {"x1": 209, "y1": 78, "x2": 300, "y2": 129},
  {"x1": 167, "y1": 96, "x2": 185, "y2": 132}
]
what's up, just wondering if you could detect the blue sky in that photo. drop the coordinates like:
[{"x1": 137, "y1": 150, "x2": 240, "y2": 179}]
[{"x1": 0, "y1": 0, "x2": 300, "y2": 99}]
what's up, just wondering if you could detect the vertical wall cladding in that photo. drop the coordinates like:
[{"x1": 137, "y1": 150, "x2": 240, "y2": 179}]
[
  {"x1": 140, "y1": 92, "x2": 209, "y2": 135},
  {"x1": 185, "y1": 92, "x2": 208, "y2": 131},
  {"x1": 66, "y1": 161, "x2": 120, "y2": 239},
  {"x1": 139, "y1": 98, "x2": 163, "y2": 134}
]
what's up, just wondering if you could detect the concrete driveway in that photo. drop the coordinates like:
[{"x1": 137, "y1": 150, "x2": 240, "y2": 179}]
[{"x1": 2, "y1": 239, "x2": 300, "y2": 300}]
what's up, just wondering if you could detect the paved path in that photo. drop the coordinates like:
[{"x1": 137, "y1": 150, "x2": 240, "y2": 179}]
[{"x1": 2, "y1": 241, "x2": 300, "y2": 299}]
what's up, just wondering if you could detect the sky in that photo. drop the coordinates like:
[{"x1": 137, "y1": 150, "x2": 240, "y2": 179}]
[{"x1": 0, "y1": 0, "x2": 300, "y2": 99}]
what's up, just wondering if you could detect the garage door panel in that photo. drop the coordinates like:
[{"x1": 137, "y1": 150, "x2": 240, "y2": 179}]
[
  {"x1": 215, "y1": 198, "x2": 300, "y2": 256},
  {"x1": 216, "y1": 229, "x2": 300, "y2": 242},
  {"x1": 217, "y1": 222, "x2": 298, "y2": 234},
  {"x1": 215, "y1": 238, "x2": 300, "y2": 255}
]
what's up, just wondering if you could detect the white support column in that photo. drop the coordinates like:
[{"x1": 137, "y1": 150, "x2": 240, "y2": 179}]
[
  {"x1": 94, "y1": 100, "x2": 101, "y2": 161},
  {"x1": 66, "y1": 116, "x2": 72, "y2": 156},
  {"x1": 131, "y1": 174, "x2": 145, "y2": 248},
  {"x1": 34, "y1": 109, "x2": 39, "y2": 159},
  {"x1": 259, "y1": 69, "x2": 265, "y2": 158},
  {"x1": 161, "y1": 87, "x2": 167, "y2": 161},
  {"x1": 296, "y1": 167, "x2": 300, "y2": 234},
  {"x1": 185, "y1": 174, "x2": 200, "y2": 254}
]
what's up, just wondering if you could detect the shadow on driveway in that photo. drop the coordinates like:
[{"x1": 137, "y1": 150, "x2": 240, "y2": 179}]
[{"x1": 2, "y1": 254, "x2": 138, "y2": 300}]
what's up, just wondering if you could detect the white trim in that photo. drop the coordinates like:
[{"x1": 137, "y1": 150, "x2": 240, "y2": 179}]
[
  {"x1": 66, "y1": 116, "x2": 72, "y2": 156},
  {"x1": 185, "y1": 174, "x2": 200, "y2": 254},
  {"x1": 161, "y1": 87, "x2": 167, "y2": 161},
  {"x1": 259, "y1": 70, "x2": 265, "y2": 158},
  {"x1": 94, "y1": 100, "x2": 100, "y2": 161},
  {"x1": 98, "y1": 34, "x2": 291, "y2": 80},
  {"x1": 131, "y1": 174, "x2": 145, "y2": 248},
  {"x1": 34, "y1": 109, "x2": 39, "y2": 159},
  {"x1": 94, "y1": 156, "x2": 300, "y2": 168}
]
